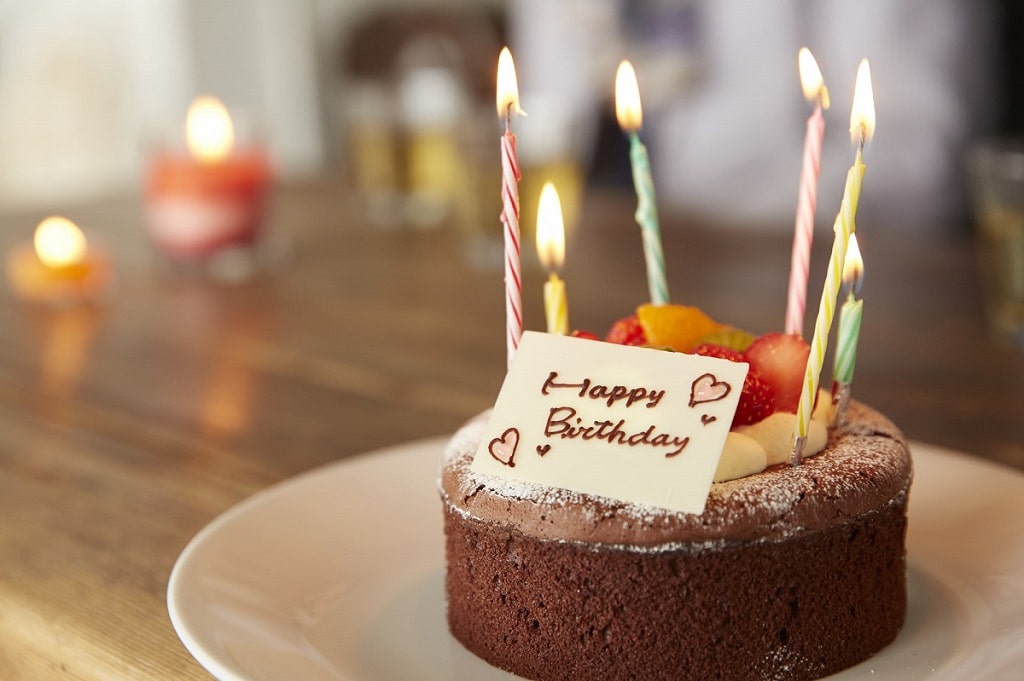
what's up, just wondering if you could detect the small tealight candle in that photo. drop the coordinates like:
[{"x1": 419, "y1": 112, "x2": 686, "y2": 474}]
[
  {"x1": 6, "y1": 216, "x2": 115, "y2": 305},
  {"x1": 145, "y1": 96, "x2": 272, "y2": 261},
  {"x1": 535, "y1": 182, "x2": 569, "y2": 334}
]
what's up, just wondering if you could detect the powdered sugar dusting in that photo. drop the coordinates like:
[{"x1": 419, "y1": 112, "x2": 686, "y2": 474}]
[{"x1": 438, "y1": 403, "x2": 912, "y2": 550}]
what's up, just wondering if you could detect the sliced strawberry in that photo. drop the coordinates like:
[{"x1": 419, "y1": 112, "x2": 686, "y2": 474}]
[
  {"x1": 606, "y1": 315, "x2": 647, "y2": 346},
  {"x1": 691, "y1": 343, "x2": 744, "y2": 363},
  {"x1": 693, "y1": 343, "x2": 774, "y2": 426},
  {"x1": 570, "y1": 329, "x2": 600, "y2": 341},
  {"x1": 743, "y1": 332, "x2": 810, "y2": 413},
  {"x1": 733, "y1": 371, "x2": 775, "y2": 426}
]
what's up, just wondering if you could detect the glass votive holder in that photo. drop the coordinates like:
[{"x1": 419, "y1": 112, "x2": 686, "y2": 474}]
[
  {"x1": 143, "y1": 97, "x2": 278, "y2": 281},
  {"x1": 967, "y1": 138, "x2": 1024, "y2": 348}
]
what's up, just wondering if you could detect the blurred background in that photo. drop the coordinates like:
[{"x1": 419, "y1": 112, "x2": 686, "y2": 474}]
[{"x1": 0, "y1": 0, "x2": 1017, "y2": 234}]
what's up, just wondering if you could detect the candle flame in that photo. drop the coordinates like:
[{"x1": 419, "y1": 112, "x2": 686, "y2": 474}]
[
  {"x1": 34, "y1": 216, "x2": 87, "y2": 268},
  {"x1": 798, "y1": 48, "x2": 830, "y2": 109},
  {"x1": 536, "y1": 182, "x2": 565, "y2": 270},
  {"x1": 843, "y1": 233, "x2": 864, "y2": 294},
  {"x1": 615, "y1": 60, "x2": 643, "y2": 132},
  {"x1": 187, "y1": 96, "x2": 235, "y2": 162},
  {"x1": 496, "y1": 47, "x2": 524, "y2": 118},
  {"x1": 849, "y1": 59, "x2": 875, "y2": 145}
]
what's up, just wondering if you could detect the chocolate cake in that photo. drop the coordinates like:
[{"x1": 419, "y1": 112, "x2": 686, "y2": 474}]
[{"x1": 439, "y1": 400, "x2": 911, "y2": 681}]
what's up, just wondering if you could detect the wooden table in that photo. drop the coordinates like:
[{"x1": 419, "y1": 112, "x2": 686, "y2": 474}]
[{"x1": 0, "y1": 177, "x2": 1021, "y2": 679}]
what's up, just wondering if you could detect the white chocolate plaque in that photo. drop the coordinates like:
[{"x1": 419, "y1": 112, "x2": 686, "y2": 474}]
[{"x1": 471, "y1": 331, "x2": 748, "y2": 514}]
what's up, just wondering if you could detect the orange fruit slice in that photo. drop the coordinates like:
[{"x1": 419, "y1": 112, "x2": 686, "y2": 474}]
[{"x1": 636, "y1": 303, "x2": 726, "y2": 352}]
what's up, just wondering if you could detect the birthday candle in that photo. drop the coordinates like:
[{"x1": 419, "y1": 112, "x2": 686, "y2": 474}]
[
  {"x1": 834, "y1": 234, "x2": 864, "y2": 384},
  {"x1": 785, "y1": 48, "x2": 829, "y2": 336},
  {"x1": 536, "y1": 182, "x2": 569, "y2": 334},
  {"x1": 497, "y1": 47, "x2": 524, "y2": 368},
  {"x1": 615, "y1": 60, "x2": 670, "y2": 306},
  {"x1": 793, "y1": 59, "x2": 874, "y2": 464}
]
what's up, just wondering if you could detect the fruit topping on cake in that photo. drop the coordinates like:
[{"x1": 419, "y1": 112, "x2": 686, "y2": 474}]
[
  {"x1": 693, "y1": 343, "x2": 776, "y2": 427},
  {"x1": 743, "y1": 332, "x2": 811, "y2": 413},
  {"x1": 576, "y1": 303, "x2": 828, "y2": 480},
  {"x1": 605, "y1": 314, "x2": 647, "y2": 346},
  {"x1": 635, "y1": 303, "x2": 725, "y2": 352}
]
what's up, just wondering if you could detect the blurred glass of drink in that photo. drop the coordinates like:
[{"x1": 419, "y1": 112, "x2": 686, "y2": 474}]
[{"x1": 968, "y1": 139, "x2": 1024, "y2": 348}]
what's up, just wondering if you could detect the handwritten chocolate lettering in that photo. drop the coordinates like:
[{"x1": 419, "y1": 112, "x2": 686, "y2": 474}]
[
  {"x1": 544, "y1": 406, "x2": 690, "y2": 457},
  {"x1": 541, "y1": 371, "x2": 665, "y2": 408}
]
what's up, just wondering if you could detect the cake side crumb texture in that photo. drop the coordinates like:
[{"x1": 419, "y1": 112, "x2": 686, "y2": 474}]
[{"x1": 440, "y1": 401, "x2": 912, "y2": 681}]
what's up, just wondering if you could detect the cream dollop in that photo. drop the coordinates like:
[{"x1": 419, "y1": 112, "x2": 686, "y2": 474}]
[{"x1": 713, "y1": 389, "x2": 832, "y2": 482}]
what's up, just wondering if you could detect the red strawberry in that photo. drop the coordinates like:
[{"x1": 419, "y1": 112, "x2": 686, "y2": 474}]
[
  {"x1": 691, "y1": 343, "x2": 744, "y2": 363},
  {"x1": 570, "y1": 329, "x2": 600, "y2": 340},
  {"x1": 732, "y1": 371, "x2": 775, "y2": 426},
  {"x1": 606, "y1": 315, "x2": 647, "y2": 346},
  {"x1": 743, "y1": 332, "x2": 810, "y2": 413},
  {"x1": 693, "y1": 343, "x2": 774, "y2": 426}
]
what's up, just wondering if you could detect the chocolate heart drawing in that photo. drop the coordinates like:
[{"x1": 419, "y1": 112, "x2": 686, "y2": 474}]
[
  {"x1": 689, "y1": 373, "x2": 732, "y2": 407},
  {"x1": 488, "y1": 427, "x2": 520, "y2": 467},
  {"x1": 701, "y1": 414, "x2": 717, "y2": 426},
  {"x1": 536, "y1": 444, "x2": 551, "y2": 457}
]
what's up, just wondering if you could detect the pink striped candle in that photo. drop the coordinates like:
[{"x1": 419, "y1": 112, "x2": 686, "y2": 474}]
[
  {"x1": 497, "y1": 47, "x2": 524, "y2": 368},
  {"x1": 785, "y1": 48, "x2": 829, "y2": 336},
  {"x1": 793, "y1": 59, "x2": 875, "y2": 465}
]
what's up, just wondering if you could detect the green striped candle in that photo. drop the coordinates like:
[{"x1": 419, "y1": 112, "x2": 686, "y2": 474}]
[
  {"x1": 834, "y1": 234, "x2": 864, "y2": 384},
  {"x1": 616, "y1": 60, "x2": 670, "y2": 306}
]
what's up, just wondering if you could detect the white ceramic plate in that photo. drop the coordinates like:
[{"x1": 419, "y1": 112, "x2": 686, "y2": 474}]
[{"x1": 168, "y1": 439, "x2": 1024, "y2": 680}]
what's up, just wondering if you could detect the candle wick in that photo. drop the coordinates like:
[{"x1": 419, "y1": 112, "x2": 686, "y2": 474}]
[{"x1": 505, "y1": 103, "x2": 512, "y2": 133}]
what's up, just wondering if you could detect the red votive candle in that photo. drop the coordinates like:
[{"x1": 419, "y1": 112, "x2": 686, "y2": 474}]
[{"x1": 144, "y1": 96, "x2": 272, "y2": 260}]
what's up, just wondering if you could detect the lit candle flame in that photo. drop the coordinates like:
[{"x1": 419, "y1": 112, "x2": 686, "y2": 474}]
[
  {"x1": 849, "y1": 59, "x2": 875, "y2": 145},
  {"x1": 187, "y1": 96, "x2": 235, "y2": 162},
  {"x1": 34, "y1": 216, "x2": 87, "y2": 269},
  {"x1": 615, "y1": 60, "x2": 643, "y2": 132},
  {"x1": 843, "y1": 233, "x2": 865, "y2": 295},
  {"x1": 798, "y1": 47, "x2": 830, "y2": 109},
  {"x1": 536, "y1": 182, "x2": 565, "y2": 271},
  {"x1": 496, "y1": 47, "x2": 524, "y2": 119}
]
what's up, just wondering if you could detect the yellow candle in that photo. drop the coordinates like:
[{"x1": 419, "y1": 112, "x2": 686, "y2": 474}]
[
  {"x1": 793, "y1": 59, "x2": 874, "y2": 464},
  {"x1": 544, "y1": 273, "x2": 568, "y2": 335},
  {"x1": 536, "y1": 182, "x2": 569, "y2": 334}
]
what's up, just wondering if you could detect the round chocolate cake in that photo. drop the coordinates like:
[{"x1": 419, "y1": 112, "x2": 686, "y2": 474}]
[{"x1": 439, "y1": 401, "x2": 912, "y2": 681}]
